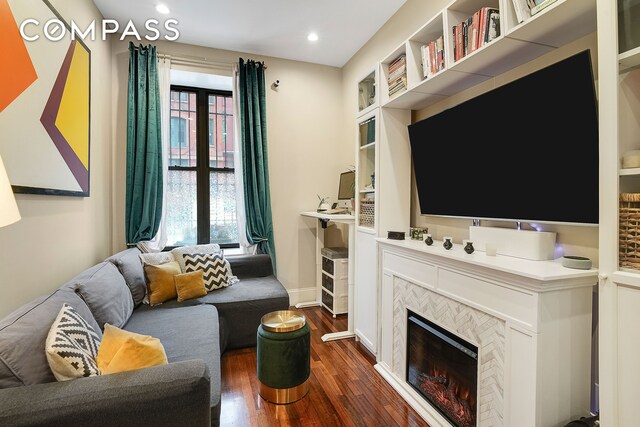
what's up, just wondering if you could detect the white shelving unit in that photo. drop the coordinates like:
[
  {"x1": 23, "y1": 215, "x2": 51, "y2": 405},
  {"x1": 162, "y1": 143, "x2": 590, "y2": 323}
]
[
  {"x1": 597, "y1": 0, "x2": 640, "y2": 425},
  {"x1": 353, "y1": 65, "x2": 412, "y2": 354},
  {"x1": 351, "y1": 0, "x2": 604, "y2": 420},
  {"x1": 379, "y1": 0, "x2": 595, "y2": 111}
]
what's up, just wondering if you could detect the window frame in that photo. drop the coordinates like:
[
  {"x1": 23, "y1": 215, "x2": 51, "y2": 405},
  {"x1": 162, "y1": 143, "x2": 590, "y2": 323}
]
[{"x1": 168, "y1": 84, "x2": 238, "y2": 250}]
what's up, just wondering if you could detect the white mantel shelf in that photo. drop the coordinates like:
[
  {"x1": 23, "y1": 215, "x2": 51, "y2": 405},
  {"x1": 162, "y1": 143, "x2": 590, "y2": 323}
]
[{"x1": 377, "y1": 238, "x2": 598, "y2": 288}]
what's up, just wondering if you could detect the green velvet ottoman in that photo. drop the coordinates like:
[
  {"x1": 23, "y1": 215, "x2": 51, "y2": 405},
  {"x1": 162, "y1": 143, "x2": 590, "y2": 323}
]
[{"x1": 257, "y1": 310, "x2": 311, "y2": 404}]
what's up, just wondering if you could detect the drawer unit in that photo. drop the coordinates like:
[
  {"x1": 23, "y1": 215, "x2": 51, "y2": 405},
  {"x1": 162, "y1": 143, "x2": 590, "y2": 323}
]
[{"x1": 320, "y1": 253, "x2": 348, "y2": 317}]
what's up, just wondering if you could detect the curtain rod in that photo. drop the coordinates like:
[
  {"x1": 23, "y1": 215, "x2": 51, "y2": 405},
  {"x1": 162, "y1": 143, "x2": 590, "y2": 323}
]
[{"x1": 130, "y1": 45, "x2": 267, "y2": 69}]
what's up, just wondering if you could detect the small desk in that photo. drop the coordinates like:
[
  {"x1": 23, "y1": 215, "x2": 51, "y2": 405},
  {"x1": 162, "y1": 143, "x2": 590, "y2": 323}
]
[{"x1": 300, "y1": 211, "x2": 355, "y2": 342}]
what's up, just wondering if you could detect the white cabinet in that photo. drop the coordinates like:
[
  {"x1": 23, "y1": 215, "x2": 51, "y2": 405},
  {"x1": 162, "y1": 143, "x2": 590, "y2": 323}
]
[
  {"x1": 353, "y1": 103, "x2": 411, "y2": 356},
  {"x1": 597, "y1": 0, "x2": 640, "y2": 425},
  {"x1": 354, "y1": 230, "x2": 378, "y2": 353}
]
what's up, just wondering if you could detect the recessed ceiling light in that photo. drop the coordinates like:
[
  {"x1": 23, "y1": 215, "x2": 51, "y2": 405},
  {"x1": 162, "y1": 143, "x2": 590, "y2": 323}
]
[
  {"x1": 156, "y1": 4, "x2": 170, "y2": 14},
  {"x1": 307, "y1": 33, "x2": 319, "y2": 42}
]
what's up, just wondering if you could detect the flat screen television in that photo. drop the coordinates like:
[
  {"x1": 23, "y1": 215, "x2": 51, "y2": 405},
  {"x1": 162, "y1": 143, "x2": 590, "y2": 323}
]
[{"x1": 408, "y1": 49, "x2": 599, "y2": 226}]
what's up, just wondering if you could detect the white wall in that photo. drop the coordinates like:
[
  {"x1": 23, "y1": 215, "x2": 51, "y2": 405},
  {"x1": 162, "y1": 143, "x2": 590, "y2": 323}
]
[
  {"x1": 342, "y1": 0, "x2": 599, "y2": 264},
  {"x1": 0, "y1": 0, "x2": 113, "y2": 317},
  {"x1": 111, "y1": 38, "x2": 347, "y2": 304}
]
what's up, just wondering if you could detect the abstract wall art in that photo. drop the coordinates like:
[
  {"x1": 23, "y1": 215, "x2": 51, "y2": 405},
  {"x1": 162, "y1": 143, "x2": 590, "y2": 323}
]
[{"x1": 0, "y1": 0, "x2": 91, "y2": 196}]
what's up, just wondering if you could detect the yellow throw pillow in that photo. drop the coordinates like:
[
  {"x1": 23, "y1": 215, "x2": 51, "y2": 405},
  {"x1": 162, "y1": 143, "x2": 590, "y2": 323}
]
[
  {"x1": 174, "y1": 271, "x2": 207, "y2": 302},
  {"x1": 97, "y1": 323, "x2": 168, "y2": 375},
  {"x1": 143, "y1": 261, "x2": 181, "y2": 306}
]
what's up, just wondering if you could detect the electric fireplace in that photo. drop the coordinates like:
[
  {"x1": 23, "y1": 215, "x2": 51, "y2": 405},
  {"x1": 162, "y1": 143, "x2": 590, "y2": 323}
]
[{"x1": 406, "y1": 311, "x2": 478, "y2": 427}]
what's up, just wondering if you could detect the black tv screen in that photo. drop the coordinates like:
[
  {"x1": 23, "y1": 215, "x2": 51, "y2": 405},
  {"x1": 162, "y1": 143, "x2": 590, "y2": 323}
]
[{"x1": 409, "y1": 49, "x2": 599, "y2": 226}]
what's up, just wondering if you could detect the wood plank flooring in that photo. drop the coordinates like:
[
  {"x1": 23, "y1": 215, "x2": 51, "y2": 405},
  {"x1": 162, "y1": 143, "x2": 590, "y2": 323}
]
[{"x1": 219, "y1": 306, "x2": 429, "y2": 427}]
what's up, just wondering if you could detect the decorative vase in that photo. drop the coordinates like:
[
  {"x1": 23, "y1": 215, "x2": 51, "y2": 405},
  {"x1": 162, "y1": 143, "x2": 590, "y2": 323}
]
[
  {"x1": 443, "y1": 237, "x2": 453, "y2": 250},
  {"x1": 425, "y1": 234, "x2": 433, "y2": 246},
  {"x1": 464, "y1": 240, "x2": 475, "y2": 254}
]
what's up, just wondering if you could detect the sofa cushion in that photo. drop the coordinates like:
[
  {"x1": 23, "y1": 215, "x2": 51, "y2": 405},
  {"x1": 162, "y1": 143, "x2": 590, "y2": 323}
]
[
  {"x1": 183, "y1": 253, "x2": 238, "y2": 291},
  {"x1": 171, "y1": 244, "x2": 221, "y2": 273},
  {"x1": 123, "y1": 304, "x2": 221, "y2": 423},
  {"x1": 106, "y1": 247, "x2": 146, "y2": 306},
  {"x1": 45, "y1": 303, "x2": 101, "y2": 381},
  {"x1": 0, "y1": 287, "x2": 101, "y2": 388},
  {"x1": 161, "y1": 275, "x2": 290, "y2": 350},
  {"x1": 74, "y1": 262, "x2": 134, "y2": 330}
]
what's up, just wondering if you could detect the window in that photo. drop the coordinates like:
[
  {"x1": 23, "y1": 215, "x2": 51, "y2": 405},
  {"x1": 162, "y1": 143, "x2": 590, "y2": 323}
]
[{"x1": 166, "y1": 86, "x2": 238, "y2": 248}]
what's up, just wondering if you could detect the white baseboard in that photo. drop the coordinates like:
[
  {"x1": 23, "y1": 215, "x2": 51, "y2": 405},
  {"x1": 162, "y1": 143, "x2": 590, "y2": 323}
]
[{"x1": 287, "y1": 286, "x2": 317, "y2": 307}]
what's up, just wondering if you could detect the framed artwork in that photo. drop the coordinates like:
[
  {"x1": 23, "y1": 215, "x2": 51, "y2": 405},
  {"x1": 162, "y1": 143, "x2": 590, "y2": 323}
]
[{"x1": 0, "y1": 0, "x2": 91, "y2": 196}]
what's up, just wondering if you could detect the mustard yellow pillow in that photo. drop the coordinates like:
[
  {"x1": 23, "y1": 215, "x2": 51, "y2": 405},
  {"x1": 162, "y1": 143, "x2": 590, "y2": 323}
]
[
  {"x1": 174, "y1": 271, "x2": 207, "y2": 302},
  {"x1": 143, "y1": 261, "x2": 181, "y2": 306},
  {"x1": 97, "y1": 323, "x2": 168, "y2": 375}
]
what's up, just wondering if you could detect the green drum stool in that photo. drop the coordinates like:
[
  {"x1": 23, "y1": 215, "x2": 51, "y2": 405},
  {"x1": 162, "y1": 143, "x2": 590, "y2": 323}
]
[{"x1": 257, "y1": 310, "x2": 311, "y2": 404}]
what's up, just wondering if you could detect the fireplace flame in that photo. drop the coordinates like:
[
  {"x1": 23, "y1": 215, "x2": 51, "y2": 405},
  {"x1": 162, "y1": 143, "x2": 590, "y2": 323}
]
[{"x1": 418, "y1": 372, "x2": 475, "y2": 427}]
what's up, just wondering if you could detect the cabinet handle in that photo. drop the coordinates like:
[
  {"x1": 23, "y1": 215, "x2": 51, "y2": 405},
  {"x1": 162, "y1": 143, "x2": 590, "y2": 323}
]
[{"x1": 598, "y1": 274, "x2": 608, "y2": 281}]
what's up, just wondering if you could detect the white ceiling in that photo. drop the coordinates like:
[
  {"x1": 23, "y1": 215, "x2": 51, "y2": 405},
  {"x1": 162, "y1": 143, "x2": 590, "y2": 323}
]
[{"x1": 92, "y1": 0, "x2": 407, "y2": 68}]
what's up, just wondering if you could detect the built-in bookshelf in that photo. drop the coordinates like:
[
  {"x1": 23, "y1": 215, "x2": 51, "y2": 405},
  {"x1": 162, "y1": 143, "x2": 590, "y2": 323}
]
[
  {"x1": 598, "y1": 0, "x2": 640, "y2": 424},
  {"x1": 356, "y1": 110, "x2": 377, "y2": 229},
  {"x1": 352, "y1": 0, "x2": 600, "y2": 408},
  {"x1": 377, "y1": 0, "x2": 595, "y2": 111}
]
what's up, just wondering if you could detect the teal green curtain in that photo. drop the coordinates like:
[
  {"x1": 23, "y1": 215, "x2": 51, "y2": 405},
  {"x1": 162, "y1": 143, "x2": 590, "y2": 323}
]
[
  {"x1": 125, "y1": 42, "x2": 163, "y2": 245},
  {"x1": 238, "y1": 58, "x2": 276, "y2": 274}
]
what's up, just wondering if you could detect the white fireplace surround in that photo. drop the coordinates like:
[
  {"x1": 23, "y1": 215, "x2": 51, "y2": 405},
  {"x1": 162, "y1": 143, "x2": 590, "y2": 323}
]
[
  {"x1": 374, "y1": 238, "x2": 597, "y2": 427},
  {"x1": 395, "y1": 279, "x2": 506, "y2": 425}
]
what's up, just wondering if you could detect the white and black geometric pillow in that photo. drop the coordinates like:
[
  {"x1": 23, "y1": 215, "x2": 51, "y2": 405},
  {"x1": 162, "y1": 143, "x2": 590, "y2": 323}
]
[
  {"x1": 45, "y1": 303, "x2": 101, "y2": 381},
  {"x1": 183, "y1": 253, "x2": 238, "y2": 292}
]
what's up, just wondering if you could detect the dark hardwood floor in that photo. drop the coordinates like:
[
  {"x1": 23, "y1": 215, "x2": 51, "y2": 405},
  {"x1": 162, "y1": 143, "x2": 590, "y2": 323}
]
[{"x1": 219, "y1": 306, "x2": 429, "y2": 427}]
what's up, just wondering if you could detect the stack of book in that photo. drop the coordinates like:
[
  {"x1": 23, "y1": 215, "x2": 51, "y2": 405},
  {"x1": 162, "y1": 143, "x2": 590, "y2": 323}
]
[
  {"x1": 452, "y1": 7, "x2": 500, "y2": 63},
  {"x1": 420, "y1": 36, "x2": 445, "y2": 79},
  {"x1": 387, "y1": 54, "x2": 407, "y2": 97}
]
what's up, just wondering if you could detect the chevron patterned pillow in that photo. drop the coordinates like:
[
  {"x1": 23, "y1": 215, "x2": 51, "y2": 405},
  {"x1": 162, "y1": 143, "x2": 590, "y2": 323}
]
[
  {"x1": 45, "y1": 303, "x2": 101, "y2": 381},
  {"x1": 183, "y1": 253, "x2": 238, "y2": 291}
]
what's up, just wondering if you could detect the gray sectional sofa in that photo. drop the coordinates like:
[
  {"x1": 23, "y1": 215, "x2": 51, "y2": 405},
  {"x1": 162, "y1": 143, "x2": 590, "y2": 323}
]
[{"x1": 0, "y1": 248, "x2": 290, "y2": 427}]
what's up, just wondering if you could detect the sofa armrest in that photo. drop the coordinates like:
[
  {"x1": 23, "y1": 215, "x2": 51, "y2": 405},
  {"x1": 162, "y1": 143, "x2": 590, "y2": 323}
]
[{"x1": 0, "y1": 360, "x2": 211, "y2": 427}]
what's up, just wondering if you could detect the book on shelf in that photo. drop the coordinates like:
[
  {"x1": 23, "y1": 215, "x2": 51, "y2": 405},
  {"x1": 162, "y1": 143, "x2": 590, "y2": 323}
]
[
  {"x1": 435, "y1": 36, "x2": 444, "y2": 71},
  {"x1": 531, "y1": 0, "x2": 557, "y2": 15},
  {"x1": 387, "y1": 54, "x2": 407, "y2": 96},
  {"x1": 452, "y1": 7, "x2": 499, "y2": 64},
  {"x1": 487, "y1": 9, "x2": 500, "y2": 43},
  {"x1": 388, "y1": 65, "x2": 406, "y2": 81},
  {"x1": 480, "y1": 7, "x2": 500, "y2": 45},
  {"x1": 511, "y1": 0, "x2": 532, "y2": 23},
  {"x1": 421, "y1": 44, "x2": 431, "y2": 78}
]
